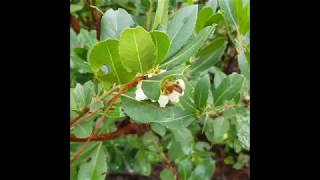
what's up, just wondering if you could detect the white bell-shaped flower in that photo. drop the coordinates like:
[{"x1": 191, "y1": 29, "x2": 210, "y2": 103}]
[
  {"x1": 168, "y1": 90, "x2": 181, "y2": 103},
  {"x1": 176, "y1": 79, "x2": 185, "y2": 90},
  {"x1": 158, "y1": 95, "x2": 169, "y2": 107},
  {"x1": 135, "y1": 82, "x2": 148, "y2": 101}
]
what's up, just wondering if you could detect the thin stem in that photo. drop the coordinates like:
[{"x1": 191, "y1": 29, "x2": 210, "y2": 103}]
[
  {"x1": 70, "y1": 76, "x2": 145, "y2": 163},
  {"x1": 70, "y1": 122, "x2": 150, "y2": 142},
  {"x1": 146, "y1": 0, "x2": 153, "y2": 31}
]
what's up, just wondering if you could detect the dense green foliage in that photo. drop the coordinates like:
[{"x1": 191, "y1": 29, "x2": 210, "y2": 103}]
[{"x1": 70, "y1": 0, "x2": 250, "y2": 179}]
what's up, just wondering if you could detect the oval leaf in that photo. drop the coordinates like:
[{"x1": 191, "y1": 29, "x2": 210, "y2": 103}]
[
  {"x1": 213, "y1": 73, "x2": 244, "y2": 106},
  {"x1": 88, "y1": 39, "x2": 135, "y2": 86},
  {"x1": 194, "y1": 74, "x2": 210, "y2": 111},
  {"x1": 150, "y1": 31, "x2": 170, "y2": 65},
  {"x1": 160, "y1": 26, "x2": 215, "y2": 69},
  {"x1": 119, "y1": 26, "x2": 156, "y2": 74},
  {"x1": 166, "y1": 5, "x2": 198, "y2": 58},
  {"x1": 121, "y1": 92, "x2": 195, "y2": 129},
  {"x1": 100, "y1": 8, "x2": 135, "y2": 40}
]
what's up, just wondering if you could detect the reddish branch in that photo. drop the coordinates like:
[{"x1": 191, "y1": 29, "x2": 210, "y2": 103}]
[
  {"x1": 87, "y1": 0, "x2": 102, "y2": 40},
  {"x1": 70, "y1": 122, "x2": 150, "y2": 142},
  {"x1": 70, "y1": 86, "x2": 120, "y2": 127},
  {"x1": 70, "y1": 14, "x2": 80, "y2": 33},
  {"x1": 71, "y1": 76, "x2": 145, "y2": 163}
]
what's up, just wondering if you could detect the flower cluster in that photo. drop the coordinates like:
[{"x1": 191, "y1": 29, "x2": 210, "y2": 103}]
[{"x1": 135, "y1": 69, "x2": 185, "y2": 108}]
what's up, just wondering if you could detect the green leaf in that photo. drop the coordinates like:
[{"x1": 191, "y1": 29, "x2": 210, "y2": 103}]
[
  {"x1": 160, "y1": 168, "x2": 175, "y2": 180},
  {"x1": 78, "y1": 29, "x2": 97, "y2": 49},
  {"x1": 218, "y1": 0, "x2": 250, "y2": 35},
  {"x1": 238, "y1": 48, "x2": 250, "y2": 80},
  {"x1": 71, "y1": 50, "x2": 92, "y2": 74},
  {"x1": 166, "y1": 5, "x2": 198, "y2": 58},
  {"x1": 236, "y1": 110, "x2": 250, "y2": 150},
  {"x1": 172, "y1": 128, "x2": 193, "y2": 155},
  {"x1": 119, "y1": 26, "x2": 156, "y2": 74},
  {"x1": 72, "y1": 121, "x2": 93, "y2": 138},
  {"x1": 168, "y1": 139, "x2": 185, "y2": 160},
  {"x1": 152, "y1": 0, "x2": 169, "y2": 30},
  {"x1": 151, "y1": 123, "x2": 167, "y2": 136},
  {"x1": 210, "y1": 66, "x2": 227, "y2": 88},
  {"x1": 206, "y1": 0, "x2": 218, "y2": 11},
  {"x1": 141, "y1": 80, "x2": 161, "y2": 100},
  {"x1": 89, "y1": 101, "x2": 104, "y2": 112},
  {"x1": 188, "y1": 158, "x2": 215, "y2": 180},
  {"x1": 77, "y1": 143, "x2": 107, "y2": 180},
  {"x1": 121, "y1": 92, "x2": 195, "y2": 129},
  {"x1": 70, "y1": 28, "x2": 79, "y2": 50},
  {"x1": 135, "y1": 150, "x2": 152, "y2": 175},
  {"x1": 195, "y1": 6, "x2": 214, "y2": 32},
  {"x1": 213, "y1": 73, "x2": 244, "y2": 106},
  {"x1": 88, "y1": 39, "x2": 135, "y2": 87},
  {"x1": 190, "y1": 37, "x2": 227, "y2": 75},
  {"x1": 100, "y1": 8, "x2": 135, "y2": 40},
  {"x1": 205, "y1": 117, "x2": 230, "y2": 143},
  {"x1": 194, "y1": 74, "x2": 210, "y2": 111},
  {"x1": 178, "y1": 159, "x2": 193, "y2": 180},
  {"x1": 150, "y1": 31, "x2": 170, "y2": 65},
  {"x1": 70, "y1": 4, "x2": 84, "y2": 13},
  {"x1": 71, "y1": 81, "x2": 95, "y2": 111},
  {"x1": 161, "y1": 26, "x2": 215, "y2": 69}
]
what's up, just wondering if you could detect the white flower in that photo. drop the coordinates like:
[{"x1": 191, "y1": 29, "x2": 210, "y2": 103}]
[
  {"x1": 176, "y1": 79, "x2": 185, "y2": 90},
  {"x1": 137, "y1": 81, "x2": 142, "y2": 89},
  {"x1": 168, "y1": 90, "x2": 181, "y2": 103},
  {"x1": 135, "y1": 82, "x2": 148, "y2": 101},
  {"x1": 146, "y1": 73, "x2": 153, "y2": 78},
  {"x1": 159, "y1": 69, "x2": 167, "y2": 74},
  {"x1": 158, "y1": 95, "x2": 169, "y2": 107}
]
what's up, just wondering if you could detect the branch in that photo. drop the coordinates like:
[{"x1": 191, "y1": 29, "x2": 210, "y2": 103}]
[
  {"x1": 71, "y1": 76, "x2": 145, "y2": 163},
  {"x1": 70, "y1": 14, "x2": 80, "y2": 33},
  {"x1": 70, "y1": 122, "x2": 150, "y2": 142}
]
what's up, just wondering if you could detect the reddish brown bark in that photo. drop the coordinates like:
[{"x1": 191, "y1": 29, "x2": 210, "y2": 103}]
[
  {"x1": 70, "y1": 14, "x2": 80, "y2": 33},
  {"x1": 70, "y1": 122, "x2": 150, "y2": 142}
]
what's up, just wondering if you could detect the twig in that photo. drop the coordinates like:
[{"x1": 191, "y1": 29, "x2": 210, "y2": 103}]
[
  {"x1": 70, "y1": 76, "x2": 145, "y2": 163},
  {"x1": 70, "y1": 122, "x2": 150, "y2": 142},
  {"x1": 70, "y1": 85, "x2": 120, "y2": 127},
  {"x1": 70, "y1": 14, "x2": 80, "y2": 33}
]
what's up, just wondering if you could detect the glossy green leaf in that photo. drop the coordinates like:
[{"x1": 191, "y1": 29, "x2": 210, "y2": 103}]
[
  {"x1": 166, "y1": 5, "x2": 198, "y2": 58},
  {"x1": 190, "y1": 37, "x2": 227, "y2": 75},
  {"x1": 218, "y1": 0, "x2": 250, "y2": 35},
  {"x1": 71, "y1": 81, "x2": 95, "y2": 111},
  {"x1": 150, "y1": 31, "x2": 170, "y2": 65},
  {"x1": 121, "y1": 92, "x2": 195, "y2": 129},
  {"x1": 160, "y1": 168, "x2": 175, "y2": 180},
  {"x1": 195, "y1": 6, "x2": 214, "y2": 32},
  {"x1": 238, "y1": 48, "x2": 250, "y2": 80},
  {"x1": 188, "y1": 158, "x2": 215, "y2": 180},
  {"x1": 152, "y1": 0, "x2": 169, "y2": 30},
  {"x1": 77, "y1": 143, "x2": 107, "y2": 180},
  {"x1": 161, "y1": 26, "x2": 215, "y2": 69},
  {"x1": 119, "y1": 26, "x2": 156, "y2": 74},
  {"x1": 209, "y1": 66, "x2": 227, "y2": 88},
  {"x1": 205, "y1": 117, "x2": 229, "y2": 143},
  {"x1": 151, "y1": 123, "x2": 167, "y2": 136},
  {"x1": 141, "y1": 80, "x2": 161, "y2": 100},
  {"x1": 194, "y1": 74, "x2": 210, "y2": 111},
  {"x1": 172, "y1": 128, "x2": 193, "y2": 155},
  {"x1": 213, "y1": 73, "x2": 244, "y2": 106},
  {"x1": 72, "y1": 121, "x2": 93, "y2": 138},
  {"x1": 178, "y1": 159, "x2": 193, "y2": 180},
  {"x1": 100, "y1": 8, "x2": 135, "y2": 40},
  {"x1": 70, "y1": 28, "x2": 79, "y2": 50},
  {"x1": 88, "y1": 39, "x2": 135, "y2": 87},
  {"x1": 78, "y1": 29, "x2": 97, "y2": 49}
]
